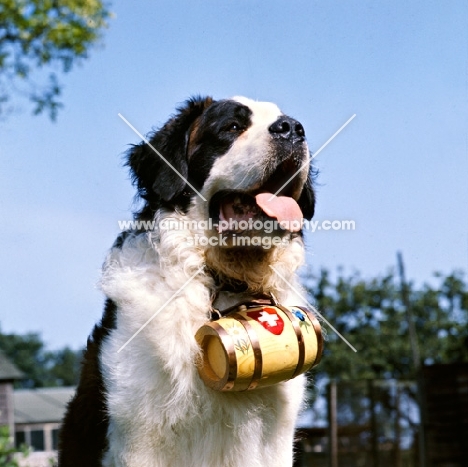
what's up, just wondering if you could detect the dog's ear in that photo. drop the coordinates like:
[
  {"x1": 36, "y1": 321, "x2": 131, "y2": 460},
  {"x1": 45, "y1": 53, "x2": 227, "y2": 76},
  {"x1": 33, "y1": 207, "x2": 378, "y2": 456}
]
[
  {"x1": 126, "y1": 96, "x2": 214, "y2": 204},
  {"x1": 298, "y1": 169, "x2": 316, "y2": 220}
]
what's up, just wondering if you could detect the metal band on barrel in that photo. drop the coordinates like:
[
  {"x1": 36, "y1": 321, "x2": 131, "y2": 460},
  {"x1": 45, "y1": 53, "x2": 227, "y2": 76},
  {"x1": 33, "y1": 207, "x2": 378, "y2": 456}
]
[
  {"x1": 296, "y1": 306, "x2": 323, "y2": 366},
  {"x1": 232, "y1": 312, "x2": 263, "y2": 390},
  {"x1": 277, "y1": 305, "x2": 306, "y2": 379},
  {"x1": 210, "y1": 322, "x2": 237, "y2": 391}
]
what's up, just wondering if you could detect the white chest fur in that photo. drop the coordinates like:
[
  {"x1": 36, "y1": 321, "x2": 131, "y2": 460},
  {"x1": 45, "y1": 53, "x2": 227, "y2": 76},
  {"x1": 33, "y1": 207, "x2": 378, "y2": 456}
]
[{"x1": 98, "y1": 225, "x2": 308, "y2": 466}]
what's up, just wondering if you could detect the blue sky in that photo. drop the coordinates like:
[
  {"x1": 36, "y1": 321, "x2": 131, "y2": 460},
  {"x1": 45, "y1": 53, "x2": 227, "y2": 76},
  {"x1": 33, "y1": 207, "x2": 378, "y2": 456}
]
[{"x1": 1, "y1": 0, "x2": 467, "y2": 350}]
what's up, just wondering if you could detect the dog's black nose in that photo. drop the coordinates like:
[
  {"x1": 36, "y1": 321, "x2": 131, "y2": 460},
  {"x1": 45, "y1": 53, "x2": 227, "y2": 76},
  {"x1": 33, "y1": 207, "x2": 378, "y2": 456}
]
[{"x1": 269, "y1": 116, "x2": 305, "y2": 140}]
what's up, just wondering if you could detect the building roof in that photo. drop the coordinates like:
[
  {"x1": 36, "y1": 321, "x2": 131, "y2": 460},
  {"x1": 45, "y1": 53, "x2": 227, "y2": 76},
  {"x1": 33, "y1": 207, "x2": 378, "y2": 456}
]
[
  {"x1": 0, "y1": 349, "x2": 24, "y2": 380},
  {"x1": 14, "y1": 387, "x2": 75, "y2": 424}
]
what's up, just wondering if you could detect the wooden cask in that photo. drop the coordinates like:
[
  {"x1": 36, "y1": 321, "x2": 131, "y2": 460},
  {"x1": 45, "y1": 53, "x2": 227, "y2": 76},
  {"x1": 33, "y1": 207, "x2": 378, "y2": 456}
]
[{"x1": 195, "y1": 303, "x2": 323, "y2": 391}]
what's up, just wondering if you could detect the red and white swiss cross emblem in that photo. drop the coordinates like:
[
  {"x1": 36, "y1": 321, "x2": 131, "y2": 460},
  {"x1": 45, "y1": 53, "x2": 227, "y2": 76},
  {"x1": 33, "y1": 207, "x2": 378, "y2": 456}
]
[{"x1": 247, "y1": 307, "x2": 284, "y2": 335}]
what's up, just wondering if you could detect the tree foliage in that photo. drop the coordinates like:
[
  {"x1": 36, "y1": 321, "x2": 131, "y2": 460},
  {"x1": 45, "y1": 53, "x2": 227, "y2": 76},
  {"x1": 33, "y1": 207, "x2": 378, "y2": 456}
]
[
  {"x1": 0, "y1": 0, "x2": 111, "y2": 119},
  {"x1": 0, "y1": 329, "x2": 82, "y2": 387},
  {"x1": 0, "y1": 426, "x2": 29, "y2": 467},
  {"x1": 304, "y1": 268, "x2": 468, "y2": 382}
]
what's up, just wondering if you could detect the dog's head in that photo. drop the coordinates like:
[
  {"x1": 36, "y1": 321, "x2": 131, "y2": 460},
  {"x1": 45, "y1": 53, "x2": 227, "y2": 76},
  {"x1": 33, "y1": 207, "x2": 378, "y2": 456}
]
[
  {"x1": 127, "y1": 96, "x2": 315, "y2": 286},
  {"x1": 127, "y1": 95, "x2": 315, "y2": 224}
]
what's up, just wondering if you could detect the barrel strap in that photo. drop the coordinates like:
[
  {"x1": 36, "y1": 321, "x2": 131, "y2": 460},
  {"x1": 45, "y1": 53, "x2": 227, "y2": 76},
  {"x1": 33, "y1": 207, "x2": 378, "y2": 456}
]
[
  {"x1": 208, "y1": 322, "x2": 237, "y2": 391},
  {"x1": 231, "y1": 313, "x2": 263, "y2": 390},
  {"x1": 276, "y1": 304, "x2": 306, "y2": 379},
  {"x1": 295, "y1": 306, "x2": 324, "y2": 367}
]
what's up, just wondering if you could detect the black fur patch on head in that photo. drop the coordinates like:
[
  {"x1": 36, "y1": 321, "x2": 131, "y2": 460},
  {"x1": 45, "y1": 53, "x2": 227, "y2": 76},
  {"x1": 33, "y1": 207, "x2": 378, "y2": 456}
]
[
  {"x1": 126, "y1": 96, "x2": 214, "y2": 219},
  {"x1": 186, "y1": 100, "x2": 253, "y2": 191}
]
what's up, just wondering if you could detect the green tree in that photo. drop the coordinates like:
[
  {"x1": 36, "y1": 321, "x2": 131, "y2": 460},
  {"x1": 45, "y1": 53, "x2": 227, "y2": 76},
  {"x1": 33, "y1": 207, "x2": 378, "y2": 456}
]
[
  {"x1": 0, "y1": 0, "x2": 111, "y2": 119},
  {"x1": 0, "y1": 330, "x2": 49, "y2": 387},
  {"x1": 0, "y1": 328, "x2": 82, "y2": 387},
  {"x1": 304, "y1": 268, "x2": 468, "y2": 382},
  {"x1": 0, "y1": 426, "x2": 29, "y2": 467},
  {"x1": 46, "y1": 346, "x2": 81, "y2": 386}
]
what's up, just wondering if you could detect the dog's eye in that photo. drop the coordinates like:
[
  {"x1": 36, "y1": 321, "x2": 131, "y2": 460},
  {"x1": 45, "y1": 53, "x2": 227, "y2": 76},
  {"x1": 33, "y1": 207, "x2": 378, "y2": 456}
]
[{"x1": 224, "y1": 122, "x2": 243, "y2": 133}]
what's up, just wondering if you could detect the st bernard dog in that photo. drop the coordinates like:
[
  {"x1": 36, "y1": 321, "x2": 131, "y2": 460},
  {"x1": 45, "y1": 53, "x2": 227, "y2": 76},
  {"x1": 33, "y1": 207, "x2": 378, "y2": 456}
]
[{"x1": 59, "y1": 96, "x2": 316, "y2": 466}]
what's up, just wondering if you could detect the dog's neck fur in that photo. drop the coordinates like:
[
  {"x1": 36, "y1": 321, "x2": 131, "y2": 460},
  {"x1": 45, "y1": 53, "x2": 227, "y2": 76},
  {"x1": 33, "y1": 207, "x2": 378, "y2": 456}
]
[
  {"x1": 205, "y1": 247, "x2": 275, "y2": 290},
  {"x1": 102, "y1": 207, "x2": 307, "y2": 318}
]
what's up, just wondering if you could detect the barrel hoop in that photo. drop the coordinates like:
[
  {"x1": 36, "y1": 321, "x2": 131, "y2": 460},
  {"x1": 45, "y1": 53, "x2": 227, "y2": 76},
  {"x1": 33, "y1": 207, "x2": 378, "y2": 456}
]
[
  {"x1": 210, "y1": 322, "x2": 237, "y2": 390},
  {"x1": 231, "y1": 313, "x2": 263, "y2": 390},
  {"x1": 296, "y1": 306, "x2": 324, "y2": 366},
  {"x1": 277, "y1": 304, "x2": 306, "y2": 379}
]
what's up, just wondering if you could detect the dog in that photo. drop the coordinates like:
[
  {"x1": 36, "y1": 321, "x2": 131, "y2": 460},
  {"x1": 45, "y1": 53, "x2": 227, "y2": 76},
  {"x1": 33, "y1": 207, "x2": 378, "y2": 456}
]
[{"x1": 58, "y1": 96, "x2": 316, "y2": 466}]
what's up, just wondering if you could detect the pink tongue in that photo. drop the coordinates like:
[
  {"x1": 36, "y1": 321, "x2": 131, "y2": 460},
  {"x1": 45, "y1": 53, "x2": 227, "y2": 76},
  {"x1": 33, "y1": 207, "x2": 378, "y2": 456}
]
[{"x1": 255, "y1": 193, "x2": 303, "y2": 232}]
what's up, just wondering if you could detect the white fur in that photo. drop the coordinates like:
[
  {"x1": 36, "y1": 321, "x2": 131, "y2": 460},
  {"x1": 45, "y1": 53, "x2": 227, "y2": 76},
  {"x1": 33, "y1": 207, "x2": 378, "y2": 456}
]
[{"x1": 98, "y1": 99, "x2": 312, "y2": 467}]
